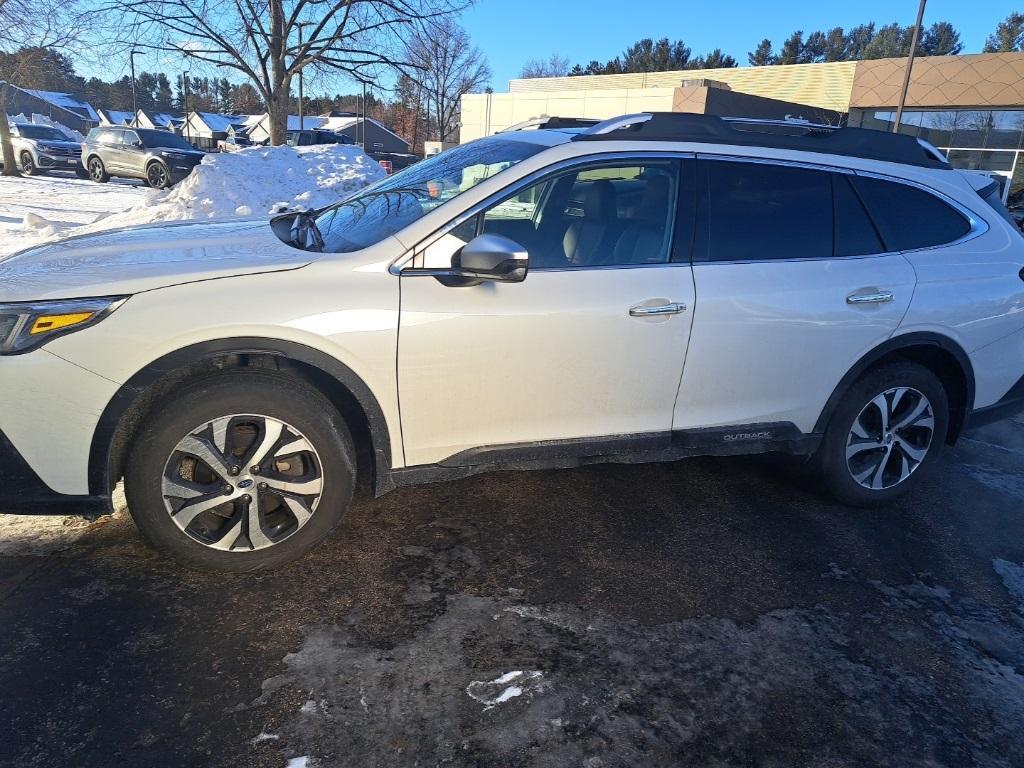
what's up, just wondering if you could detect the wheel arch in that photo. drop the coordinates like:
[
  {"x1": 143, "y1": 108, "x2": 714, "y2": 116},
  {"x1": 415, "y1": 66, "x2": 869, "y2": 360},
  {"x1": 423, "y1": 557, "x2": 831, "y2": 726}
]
[
  {"x1": 88, "y1": 337, "x2": 396, "y2": 503},
  {"x1": 813, "y1": 331, "x2": 975, "y2": 445}
]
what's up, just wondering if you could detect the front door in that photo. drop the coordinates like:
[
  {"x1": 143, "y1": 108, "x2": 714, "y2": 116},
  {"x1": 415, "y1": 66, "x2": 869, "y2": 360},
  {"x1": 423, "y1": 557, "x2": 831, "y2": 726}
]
[{"x1": 397, "y1": 157, "x2": 696, "y2": 467}]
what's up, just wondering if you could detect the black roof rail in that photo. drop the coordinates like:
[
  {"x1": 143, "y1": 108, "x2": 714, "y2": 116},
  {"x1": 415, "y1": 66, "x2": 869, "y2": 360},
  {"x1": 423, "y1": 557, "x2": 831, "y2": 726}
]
[
  {"x1": 501, "y1": 116, "x2": 601, "y2": 132},
  {"x1": 573, "y1": 112, "x2": 950, "y2": 169}
]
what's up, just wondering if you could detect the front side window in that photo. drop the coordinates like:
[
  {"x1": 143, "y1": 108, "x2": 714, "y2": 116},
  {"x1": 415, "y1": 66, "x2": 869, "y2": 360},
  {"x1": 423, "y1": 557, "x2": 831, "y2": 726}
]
[
  {"x1": 850, "y1": 175, "x2": 971, "y2": 251},
  {"x1": 419, "y1": 159, "x2": 681, "y2": 270},
  {"x1": 700, "y1": 160, "x2": 833, "y2": 262},
  {"x1": 314, "y1": 136, "x2": 547, "y2": 253}
]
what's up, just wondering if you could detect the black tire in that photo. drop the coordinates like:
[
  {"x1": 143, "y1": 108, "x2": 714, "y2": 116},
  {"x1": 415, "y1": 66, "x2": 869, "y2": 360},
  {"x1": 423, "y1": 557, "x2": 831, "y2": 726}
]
[
  {"x1": 124, "y1": 371, "x2": 356, "y2": 571},
  {"x1": 146, "y1": 161, "x2": 172, "y2": 189},
  {"x1": 19, "y1": 151, "x2": 39, "y2": 176},
  {"x1": 74, "y1": 165, "x2": 90, "y2": 179},
  {"x1": 87, "y1": 155, "x2": 109, "y2": 183},
  {"x1": 816, "y1": 361, "x2": 949, "y2": 507}
]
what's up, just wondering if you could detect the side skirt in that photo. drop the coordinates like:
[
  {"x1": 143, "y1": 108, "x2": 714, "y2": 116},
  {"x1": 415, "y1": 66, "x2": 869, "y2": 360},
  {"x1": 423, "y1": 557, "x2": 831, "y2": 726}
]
[{"x1": 382, "y1": 422, "x2": 821, "y2": 493}]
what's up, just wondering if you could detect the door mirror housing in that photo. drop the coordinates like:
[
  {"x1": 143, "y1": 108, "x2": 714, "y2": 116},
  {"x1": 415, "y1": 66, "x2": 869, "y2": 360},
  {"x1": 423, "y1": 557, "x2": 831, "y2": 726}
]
[{"x1": 449, "y1": 234, "x2": 528, "y2": 285}]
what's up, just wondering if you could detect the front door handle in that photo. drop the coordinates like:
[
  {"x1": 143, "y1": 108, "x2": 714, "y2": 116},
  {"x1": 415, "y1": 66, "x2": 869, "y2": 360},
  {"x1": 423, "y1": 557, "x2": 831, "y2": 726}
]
[
  {"x1": 629, "y1": 302, "x2": 687, "y2": 317},
  {"x1": 846, "y1": 290, "x2": 895, "y2": 305}
]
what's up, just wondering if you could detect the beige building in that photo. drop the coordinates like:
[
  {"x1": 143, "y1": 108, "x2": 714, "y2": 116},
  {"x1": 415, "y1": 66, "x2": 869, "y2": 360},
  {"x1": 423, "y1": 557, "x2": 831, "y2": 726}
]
[{"x1": 462, "y1": 53, "x2": 1024, "y2": 205}]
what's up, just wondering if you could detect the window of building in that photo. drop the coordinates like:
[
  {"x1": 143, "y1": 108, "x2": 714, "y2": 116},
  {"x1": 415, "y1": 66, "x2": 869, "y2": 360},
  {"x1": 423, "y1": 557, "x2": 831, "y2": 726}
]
[
  {"x1": 701, "y1": 160, "x2": 833, "y2": 262},
  {"x1": 850, "y1": 175, "x2": 970, "y2": 251}
]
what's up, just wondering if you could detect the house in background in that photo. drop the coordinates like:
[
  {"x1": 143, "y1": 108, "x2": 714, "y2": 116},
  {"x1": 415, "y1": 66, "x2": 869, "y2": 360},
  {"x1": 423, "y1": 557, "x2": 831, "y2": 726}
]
[
  {"x1": 243, "y1": 113, "x2": 327, "y2": 145},
  {"x1": 97, "y1": 108, "x2": 134, "y2": 126},
  {"x1": 135, "y1": 110, "x2": 177, "y2": 130},
  {"x1": 180, "y1": 111, "x2": 250, "y2": 150},
  {"x1": 2, "y1": 83, "x2": 99, "y2": 134},
  {"x1": 320, "y1": 113, "x2": 410, "y2": 154}
]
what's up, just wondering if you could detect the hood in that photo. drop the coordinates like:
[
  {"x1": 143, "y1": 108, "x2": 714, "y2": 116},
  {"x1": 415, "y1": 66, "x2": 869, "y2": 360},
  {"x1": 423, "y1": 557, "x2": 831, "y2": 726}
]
[{"x1": 0, "y1": 219, "x2": 314, "y2": 302}]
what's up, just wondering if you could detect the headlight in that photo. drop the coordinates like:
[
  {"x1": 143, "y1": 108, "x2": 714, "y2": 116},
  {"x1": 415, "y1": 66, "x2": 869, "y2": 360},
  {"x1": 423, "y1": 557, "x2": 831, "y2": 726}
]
[{"x1": 0, "y1": 296, "x2": 127, "y2": 355}]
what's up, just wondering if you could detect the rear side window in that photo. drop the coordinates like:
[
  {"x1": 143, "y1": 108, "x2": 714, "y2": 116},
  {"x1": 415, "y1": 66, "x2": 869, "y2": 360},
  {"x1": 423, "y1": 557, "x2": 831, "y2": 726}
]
[
  {"x1": 701, "y1": 160, "x2": 832, "y2": 261},
  {"x1": 833, "y1": 174, "x2": 884, "y2": 257},
  {"x1": 850, "y1": 175, "x2": 970, "y2": 251}
]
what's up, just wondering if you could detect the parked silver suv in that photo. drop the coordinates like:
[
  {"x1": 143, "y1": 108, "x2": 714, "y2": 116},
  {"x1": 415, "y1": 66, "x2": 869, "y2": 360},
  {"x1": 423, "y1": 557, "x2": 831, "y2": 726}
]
[
  {"x1": 9, "y1": 123, "x2": 85, "y2": 177},
  {"x1": 81, "y1": 126, "x2": 204, "y2": 188}
]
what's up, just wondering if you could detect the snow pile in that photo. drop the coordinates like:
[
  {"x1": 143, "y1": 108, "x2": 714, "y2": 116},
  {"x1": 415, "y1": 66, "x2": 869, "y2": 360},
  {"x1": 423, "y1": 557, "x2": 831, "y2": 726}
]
[
  {"x1": 5, "y1": 112, "x2": 85, "y2": 141},
  {"x1": 70, "y1": 143, "x2": 387, "y2": 235}
]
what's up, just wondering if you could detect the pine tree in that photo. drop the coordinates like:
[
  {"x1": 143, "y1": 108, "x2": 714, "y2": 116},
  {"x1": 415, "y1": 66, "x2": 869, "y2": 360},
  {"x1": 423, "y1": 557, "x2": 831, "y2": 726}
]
[{"x1": 983, "y1": 12, "x2": 1024, "y2": 52}]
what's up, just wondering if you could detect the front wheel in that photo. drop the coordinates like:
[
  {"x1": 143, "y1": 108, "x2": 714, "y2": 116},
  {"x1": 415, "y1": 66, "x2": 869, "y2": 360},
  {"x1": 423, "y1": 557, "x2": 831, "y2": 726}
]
[
  {"x1": 125, "y1": 372, "x2": 356, "y2": 571},
  {"x1": 816, "y1": 362, "x2": 949, "y2": 506},
  {"x1": 146, "y1": 161, "x2": 171, "y2": 189},
  {"x1": 19, "y1": 151, "x2": 39, "y2": 176}
]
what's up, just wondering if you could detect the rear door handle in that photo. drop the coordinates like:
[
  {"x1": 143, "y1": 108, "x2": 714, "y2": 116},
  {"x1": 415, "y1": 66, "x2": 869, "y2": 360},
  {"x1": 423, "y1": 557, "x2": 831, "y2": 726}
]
[
  {"x1": 629, "y1": 302, "x2": 687, "y2": 317},
  {"x1": 846, "y1": 291, "x2": 894, "y2": 305}
]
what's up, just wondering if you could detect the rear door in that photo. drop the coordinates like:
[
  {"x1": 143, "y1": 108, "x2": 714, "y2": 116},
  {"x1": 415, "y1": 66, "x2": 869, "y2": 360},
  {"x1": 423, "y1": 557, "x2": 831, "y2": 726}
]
[{"x1": 673, "y1": 156, "x2": 917, "y2": 436}]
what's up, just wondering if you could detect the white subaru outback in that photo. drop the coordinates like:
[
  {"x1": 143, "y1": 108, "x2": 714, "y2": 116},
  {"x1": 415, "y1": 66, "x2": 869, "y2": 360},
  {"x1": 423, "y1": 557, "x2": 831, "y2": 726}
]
[{"x1": 2, "y1": 113, "x2": 1023, "y2": 571}]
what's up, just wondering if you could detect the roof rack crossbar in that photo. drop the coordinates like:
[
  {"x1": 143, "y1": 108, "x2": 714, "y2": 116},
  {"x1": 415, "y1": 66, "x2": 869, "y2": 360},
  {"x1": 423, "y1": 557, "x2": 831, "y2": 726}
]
[{"x1": 572, "y1": 112, "x2": 950, "y2": 169}]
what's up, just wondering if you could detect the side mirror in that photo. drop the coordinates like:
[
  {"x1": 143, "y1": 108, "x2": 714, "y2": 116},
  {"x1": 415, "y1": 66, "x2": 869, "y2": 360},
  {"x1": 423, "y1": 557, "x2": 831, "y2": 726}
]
[{"x1": 449, "y1": 234, "x2": 528, "y2": 284}]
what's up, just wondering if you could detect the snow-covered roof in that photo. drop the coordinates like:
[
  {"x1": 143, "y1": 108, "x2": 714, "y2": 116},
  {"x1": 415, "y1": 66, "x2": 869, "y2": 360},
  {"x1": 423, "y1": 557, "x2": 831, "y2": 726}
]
[
  {"x1": 147, "y1": 112, "x2": 177, "y2": 128},
  {"x1": 190, "y1": 111, "x2": 247, "y2": 133},
  {"x1": 24, "y1": 89, "x2": 99, "y2": 121},
  {"x1": 98, "y1": 109, "x2": 134, "y2": 126}
]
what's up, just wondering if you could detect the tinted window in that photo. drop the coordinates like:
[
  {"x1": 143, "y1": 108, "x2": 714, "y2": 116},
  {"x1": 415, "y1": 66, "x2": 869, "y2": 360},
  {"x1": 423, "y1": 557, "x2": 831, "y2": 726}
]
[
  {"x1": 850, "y1": 175, "x2": 970, "y2": 251},
  {"x1": 702, "y1": 161, "x2": 832, "y2": 261},
  {"x1": 833, "y1": 174, "x2": 884, "y2": 256},
  {"x1": 15, "y1": 124, "x2": 66, "y2": 140},
  {"x1": 137, "y1": 129, "x2": 195, "y2": 150}
]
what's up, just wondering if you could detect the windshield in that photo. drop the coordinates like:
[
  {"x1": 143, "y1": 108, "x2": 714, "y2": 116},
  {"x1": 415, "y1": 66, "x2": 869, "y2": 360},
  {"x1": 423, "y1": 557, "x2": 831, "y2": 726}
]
[
  {"x1": 16, "y1": 125, "x2": 67, "y2": 141},
  {"x1": 138, "y1": 129, "x2": 197, "y2": 151},
  {"x1": 313, "y1": 137, "x2": 547, "y2": 253}
]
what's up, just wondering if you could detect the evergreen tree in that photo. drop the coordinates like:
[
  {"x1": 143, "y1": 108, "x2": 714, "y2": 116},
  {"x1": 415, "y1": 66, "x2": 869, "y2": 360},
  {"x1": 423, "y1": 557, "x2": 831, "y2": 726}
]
[
  {"x1": 983, "y1": 12, "x2": 1024, "y2": 52},
  {"x1": 748, "y1": 39, "x2": 776, "y2": 66}
]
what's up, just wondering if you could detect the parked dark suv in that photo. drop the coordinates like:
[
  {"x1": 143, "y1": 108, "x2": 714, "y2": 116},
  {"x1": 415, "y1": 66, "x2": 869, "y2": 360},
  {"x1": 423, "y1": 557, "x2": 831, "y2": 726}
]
[
  {"x1": 286, "y1": 129, "x2": 354, "y2": 147},
  {"x1": 81, "y1": 126, "x2": 204, "y2": 188}
]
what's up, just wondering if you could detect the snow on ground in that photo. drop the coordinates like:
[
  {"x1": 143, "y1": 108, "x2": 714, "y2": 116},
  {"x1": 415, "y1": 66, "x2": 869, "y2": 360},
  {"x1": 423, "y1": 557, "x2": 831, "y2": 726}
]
[{"x1": 0, "y1": 144, "x2": 386, "y2": 257}]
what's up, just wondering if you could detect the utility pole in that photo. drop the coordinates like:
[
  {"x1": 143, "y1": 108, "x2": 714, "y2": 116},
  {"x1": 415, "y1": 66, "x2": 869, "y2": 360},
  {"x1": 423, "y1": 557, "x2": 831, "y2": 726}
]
[
  {"x1": 129, "y1": 49, "x2": 142, "y2": 123},
  {"x1": 296, "y1": 22, "x2": 313, "y2": 131},
  {"x1": 182, "y1": 71, "x2": 190, "y2": 142},
  {"x1": 893, "y1": 0, "x2": 927, "y2": 133},
  {"x1": 361, "y1": 80, "x2": 367, "y2": 149}
]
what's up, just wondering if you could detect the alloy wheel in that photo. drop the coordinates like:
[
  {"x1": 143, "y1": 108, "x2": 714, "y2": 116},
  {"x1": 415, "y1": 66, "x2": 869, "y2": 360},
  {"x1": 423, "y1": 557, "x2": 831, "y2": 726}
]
[
  {"x1": 845, "y1": 387, "x2": 935, "y2": 490},
  {"x1": 89, "y1": 158, "x2": 104, "y2": 181},
  {"x1": 148, "y1": 163, "x2": 169, "y2": 188},
  {"x1": 19, "y1": 152, "x2": 35, "y2": 174},
  {"x1": 161, "y1": 414, "x2": 324, "y2": 552}
]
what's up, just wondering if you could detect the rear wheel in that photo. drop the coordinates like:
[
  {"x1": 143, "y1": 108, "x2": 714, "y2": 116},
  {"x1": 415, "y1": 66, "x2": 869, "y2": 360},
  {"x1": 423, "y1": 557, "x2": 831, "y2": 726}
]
[
  {"x1": 19, "y1": 151, "x2": 39, "y2": 176},
  {"x1": 87, "y1": 156, "x2": 109, "y2": 183},
  {"x1": 125, "y1": 372, "x2": 356, "y2": 571},
  {"x1": 816, "y1": 362, "x2": 948, "y2": 506}
]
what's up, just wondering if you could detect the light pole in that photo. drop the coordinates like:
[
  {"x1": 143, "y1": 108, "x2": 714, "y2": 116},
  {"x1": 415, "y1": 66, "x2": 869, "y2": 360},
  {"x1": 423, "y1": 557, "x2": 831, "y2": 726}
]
[
  {"x1": 129, "y1": 49, "x2": 142, "y2": 123},
  {"x1": 182, "y1": 70, "x2": 191, "y2": 142},
  {"x1": 360, "y1": 79, "x2": 368, "y2": 149},
  {"x1": 893, "y1": 0, "x2": 927, "y2": 133},
  {"x1": 296, "y1": 22, "x2": 313, "y2": 131}
]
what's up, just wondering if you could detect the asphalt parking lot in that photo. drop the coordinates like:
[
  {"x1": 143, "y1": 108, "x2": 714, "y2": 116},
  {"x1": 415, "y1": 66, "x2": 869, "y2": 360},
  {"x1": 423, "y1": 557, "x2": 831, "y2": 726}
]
[{"x1": 1, "y1": 416, "x2": 1023, "y2": 768}]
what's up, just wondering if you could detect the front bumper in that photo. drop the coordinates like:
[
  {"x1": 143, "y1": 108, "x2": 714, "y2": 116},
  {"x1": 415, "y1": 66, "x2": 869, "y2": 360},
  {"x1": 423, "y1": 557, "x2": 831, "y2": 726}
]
[
  {"x1": 36, "y1": 152, "x2": 82, "y2": 170},
  {"x1": 0, "y1": 429, "x2": 108, "y2": 515}
]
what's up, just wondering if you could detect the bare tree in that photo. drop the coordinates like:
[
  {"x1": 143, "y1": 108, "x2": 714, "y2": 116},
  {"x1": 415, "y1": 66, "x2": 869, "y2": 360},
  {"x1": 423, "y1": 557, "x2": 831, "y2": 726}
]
[
  {"x1": 107, "y1": 0, "x2": 461, "y2": 145},
  {"x1": 0, "y1": 0, "x2": 85, "y2": 176},
  {"x1": 519, "y1": 54, "x2": 569, "y2": 79},
  {"x1": 406, "y1": 17, "x2": 489, "y2": 144}
]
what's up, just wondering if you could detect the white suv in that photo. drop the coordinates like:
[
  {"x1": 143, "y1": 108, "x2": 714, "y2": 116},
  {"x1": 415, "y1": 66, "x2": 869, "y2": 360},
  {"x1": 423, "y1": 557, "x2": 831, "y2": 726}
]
[{"x1": 2, "y1": 113, "x2": 1023, "y2": 571}]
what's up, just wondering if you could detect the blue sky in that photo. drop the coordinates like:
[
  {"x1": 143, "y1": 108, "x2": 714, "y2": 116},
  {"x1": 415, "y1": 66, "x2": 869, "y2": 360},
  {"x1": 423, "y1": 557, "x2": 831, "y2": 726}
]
[
  {"x1": 462, "y1": 0, "x2": 1014, "y2": 89},
  {"x1": 78, "y1": 0, "x2": 1013, "y2": 96}
]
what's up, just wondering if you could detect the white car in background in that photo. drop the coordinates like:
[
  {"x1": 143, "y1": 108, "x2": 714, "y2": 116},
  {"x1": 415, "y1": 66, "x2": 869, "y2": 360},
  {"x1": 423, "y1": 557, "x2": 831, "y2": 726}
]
[
  {"x1": 8, "y1": 123, "x2": 86, "y2": 177},
  {"x1": 1, "y1": 113, "x2": 1023, "y2": 571}
]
